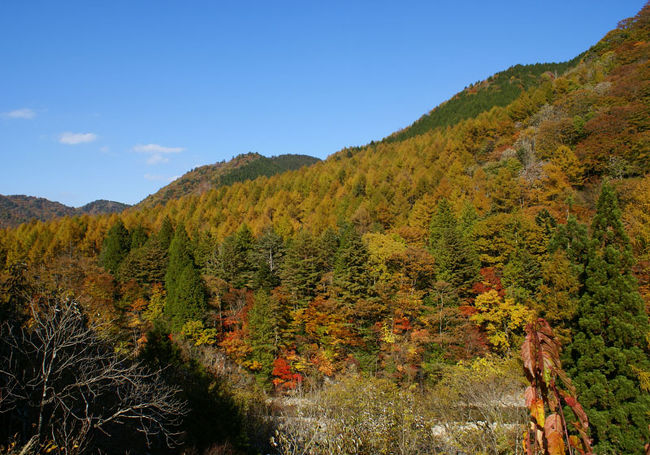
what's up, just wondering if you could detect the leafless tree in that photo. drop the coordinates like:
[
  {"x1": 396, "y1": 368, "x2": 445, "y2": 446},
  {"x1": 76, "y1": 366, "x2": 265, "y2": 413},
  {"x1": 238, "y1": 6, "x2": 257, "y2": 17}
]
[{"x1": 0, "y1": 298, "x2": 187, "y2": 454}]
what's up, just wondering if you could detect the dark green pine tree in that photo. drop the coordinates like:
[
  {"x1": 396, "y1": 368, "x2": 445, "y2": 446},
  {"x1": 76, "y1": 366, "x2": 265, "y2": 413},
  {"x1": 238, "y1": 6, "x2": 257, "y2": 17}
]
[
  {"x1": 429, "y1": 199, "x2": 479, "y2": 293},
  {"x1": 164, "y1": 223, "x2": 206, "y2": 330},
  {"x1": 247, "y1": 290, "x2": 283, "y2": 380},
  {"x1": 502, "y1": 246, "x2": 542, "y2": 301},
  {"x1": 333, "y1": 224, "x2": 372, "y2": 304},
  {"x1": 549, "y1": 214, "x2": 591, "y2": 291},
  {"x1": 217, "y1": 224, "x2": 255, "y2": 288},
  {"x1": 564, "y1": 182, "x2": 650, "y2": 454},
  {"x1": 250, "y1": 227, "x2": 285, "y2": 290},
  {"x1": 129, "y1": 224, "x2": 149, "y2": 250},
  {"x1": 317, "y1": 227, "x2": 340, "y2": 272},
  {"x1": 280, "y1": 230, "x2": 323, "y2": 304},
  {"x1": 157, "y1": 216, "x2": 175, "y2": 250},
  {"x1": 100, "y1": 219, "x2": 131, "y2": 274}
]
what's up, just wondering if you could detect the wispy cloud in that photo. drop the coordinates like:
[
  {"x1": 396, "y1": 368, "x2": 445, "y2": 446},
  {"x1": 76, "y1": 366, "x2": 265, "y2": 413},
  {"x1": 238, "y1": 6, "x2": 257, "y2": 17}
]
[
  {"x1": 134, "y1": 143, "x2": 185, "y2": 166},
  {"x1": 134, "y1": 144, "x2": 185, "y2": 154},
  {"x1": 146, "y1": 154, "x2": 169, "y2": 165},
  {"x1": 3, "y1": 108, "x2": 36, "y2": 119},
  {"x1": 59, "y1": 132, "x2": 97, "y2": 145}
]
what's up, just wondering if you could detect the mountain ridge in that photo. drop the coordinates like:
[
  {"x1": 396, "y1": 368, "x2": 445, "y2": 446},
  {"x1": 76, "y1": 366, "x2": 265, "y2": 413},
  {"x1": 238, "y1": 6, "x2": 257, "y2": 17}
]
[
  {"x1": 137, "y1": 152, "x2": 320, "y2": 208},
  {"x1": 0, "y1": 194, "x2": 130, "y2": 228}
]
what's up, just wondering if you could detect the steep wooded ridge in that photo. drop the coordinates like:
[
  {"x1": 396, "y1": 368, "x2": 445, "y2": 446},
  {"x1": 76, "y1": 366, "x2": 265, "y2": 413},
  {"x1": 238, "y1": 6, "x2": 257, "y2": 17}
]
[
  {"x1": 0, "y1": 194, "x2": 129, "y2": 228},
  {"x1": 138, "y1": 152, "x2": 320, "y2": 207},
  {"x1": 384, "y1": 55, "x2": 584, "y2": 143},
  {"x1": 1, "y1": 4, "x2": 650, "y2": 455}
]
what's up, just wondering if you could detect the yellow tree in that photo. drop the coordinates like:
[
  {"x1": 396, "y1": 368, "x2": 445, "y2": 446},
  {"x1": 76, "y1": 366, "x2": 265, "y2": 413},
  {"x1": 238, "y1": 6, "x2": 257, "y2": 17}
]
[{"x1": 471, "y1": 289, "x2": 533, "y2": 355}]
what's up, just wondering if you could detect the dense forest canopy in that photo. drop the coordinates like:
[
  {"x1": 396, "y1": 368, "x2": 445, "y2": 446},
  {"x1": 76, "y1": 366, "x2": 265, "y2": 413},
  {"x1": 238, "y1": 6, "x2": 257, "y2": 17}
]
[{"x1": 1, "y1": 4, "x2": 650, "y2": 455}]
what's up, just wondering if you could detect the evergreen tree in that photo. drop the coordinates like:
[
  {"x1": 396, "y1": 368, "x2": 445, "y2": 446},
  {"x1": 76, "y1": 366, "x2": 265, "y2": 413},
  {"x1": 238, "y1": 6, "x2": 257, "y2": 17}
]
[
  {"x1": 193, "y1": 230, "x2": 217, "y2": 272},
  {"x1": 217, "y1": 224, "x2": 255, "y2": 288},
  {"x1": 247, "y1": 290, "x2": 282, "y2": 379},
  {"x1": 502, "y1": 247, "x2": 542, "y2": 301},
  {"x1": 157, "y1": 216, "x2": 174, "y2": 250},
  {"x1": 250, "y1": 227, "x2": 285, "y2": 290},
  {"x1": 333, "y1": 224, "x2": 372, "y2": 304},
  {"x1": 429, "y1": 199, "x2": 479, "y2": 293},
  {"x1": 564, "y1": 183, "x2": 650, "y2": 454},
  {"x1": 280, "y1": 230, "x2": 322, "y2": 304},
  {"x1": 100, "y1": 220, "x2": 130, "y2": 274},
  {"x1": 129, "y1": 224, "x2": 148, "y2": 250},
  {"x1": 534, "y1": 208, "x2": 557, "y2": 238},
  {"x1": 164, "y1": 223, "x2": 205, "y2": 330},
  {"x1": 317, "y1": 227, "x2": 340, "y2": 272},
  {"x1": 549, "y1": 215, "x2": 590, "y2": 285},
  {"x1": 169, "y1": 265, "x2": 206, "y2": 328}
]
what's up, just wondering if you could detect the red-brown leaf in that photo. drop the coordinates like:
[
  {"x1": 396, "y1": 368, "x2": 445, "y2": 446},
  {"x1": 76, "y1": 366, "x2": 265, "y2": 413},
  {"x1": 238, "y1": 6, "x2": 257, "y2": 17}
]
[{"x1": 525, "y1": 385, "x2": 536, "y2": 407}]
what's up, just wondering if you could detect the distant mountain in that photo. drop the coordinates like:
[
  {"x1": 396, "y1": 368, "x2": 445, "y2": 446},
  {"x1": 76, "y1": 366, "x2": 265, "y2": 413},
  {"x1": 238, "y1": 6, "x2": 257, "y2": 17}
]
[
  {"x1": 138, "y1": 152, "x2": 320, "y2": 207},
  {"x1": 78, "y1": 199, "x2": 131, "y2": 216},
  {"x1": 0, "y1": 195, "x2": 129, "y2": 228},
  {"x1": 384, "y1": 56, "x2": 583, "y2": 143}
]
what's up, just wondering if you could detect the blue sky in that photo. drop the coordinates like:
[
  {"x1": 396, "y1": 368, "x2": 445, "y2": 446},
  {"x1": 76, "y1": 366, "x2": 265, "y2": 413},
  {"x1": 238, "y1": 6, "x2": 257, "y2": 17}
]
[{"x1": 0, "y1": 1, "x2": 644, "y2": 206}]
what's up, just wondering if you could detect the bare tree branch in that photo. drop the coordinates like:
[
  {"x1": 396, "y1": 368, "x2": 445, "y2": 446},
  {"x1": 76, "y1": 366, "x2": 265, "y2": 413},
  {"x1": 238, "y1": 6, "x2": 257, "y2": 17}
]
[{"x1": 0, "y1": 298, "x2": 187, "y2": 454}]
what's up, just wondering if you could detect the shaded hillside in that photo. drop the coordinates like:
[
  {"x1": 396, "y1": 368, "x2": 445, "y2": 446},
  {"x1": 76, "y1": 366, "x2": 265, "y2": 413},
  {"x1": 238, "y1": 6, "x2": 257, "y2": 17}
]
[
  {"x1": 385, "y1": 56, "x2": 583, "y2": 143},
  {"x1": 78, "y1": 199, "x2": 131, "y2": 216},
  {"x1": 0, "y1": 195, "x2": 129, "y2": 228},
  {"x1": 138, "y1": 153, "x2": 320, "y2": 207}
]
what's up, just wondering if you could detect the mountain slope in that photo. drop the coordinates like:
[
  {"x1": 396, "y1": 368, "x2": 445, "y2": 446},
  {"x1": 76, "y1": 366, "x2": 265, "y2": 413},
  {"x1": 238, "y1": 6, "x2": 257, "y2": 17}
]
[
  {"x1": 3, "y1": 4, "x2": 649, "y2": 254},
  {"x1": 118, "y1": 3, "x2": 648, "y2": 242},
  {"x1": 385, "y1": 56, "x2": 584, "y2": 143},
  {"x1": 78, "y1": 200, "x2": 131, "y2": 216},
  {"x1": 138, "y1": 153, "x2": 320, "y2": 207},
  {"x1": 0, "y1": 195, "x2": 129, "y2": 228}
]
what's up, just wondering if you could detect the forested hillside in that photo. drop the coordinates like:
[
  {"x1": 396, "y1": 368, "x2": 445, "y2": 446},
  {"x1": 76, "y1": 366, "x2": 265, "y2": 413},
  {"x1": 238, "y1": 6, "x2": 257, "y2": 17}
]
[
  {"x1": 1, "y1": 4, "x2": 649, "y2": 455},
  {"x1": 385, "y1": 55, "x2": 584, "y2": 143},
  {"x1": 138, "y1": 153, "x2": 320, "y2": 207},
  {"x1": 0, "y1": 194, "x2": 129, "y2": 228}
]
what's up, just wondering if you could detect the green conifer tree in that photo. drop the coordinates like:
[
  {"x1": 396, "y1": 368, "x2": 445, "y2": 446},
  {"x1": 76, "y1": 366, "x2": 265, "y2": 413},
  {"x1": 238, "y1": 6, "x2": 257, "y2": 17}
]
[
  {"x1": 100, "y1": 220, "x2": 130, "y2": 274},
  {"x1": 217, "y1": 224, "x2": 255, "y2": 288},
  {"x1": 248, "y1": 290, "x2": 282, "y2": 380},
  {"x1": 164, "y1": 223, "x2": 205, "y2": 330},
  {"x1": 250, "y1": 227, "x2": 285, "y2": 290},
  {"x1": 317, "y1": 227, "x2": 340, "y2": 272},
  {"x1": 333, "y1": 224, "x2": 372, "y2": 304},
  {"x1": 280, "y1": 230, "x2": 322, "y2": 304},
  {"x1": 429, "y1": 199, "x2": 479, "y2": 293},
  {"x1": 157, "y1": 216, "x2": 174, "y2": 250},
  {"x1": 129, "y1": 224, "x2": 148, "y2": 250},
  {"x1": 565, "y1": 183, "x2": 650, "y2": 454}
]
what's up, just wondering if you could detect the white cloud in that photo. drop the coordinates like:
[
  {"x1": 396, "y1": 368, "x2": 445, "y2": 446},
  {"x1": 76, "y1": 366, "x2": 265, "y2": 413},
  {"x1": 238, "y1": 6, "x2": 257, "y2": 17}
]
[
  {"x1": 133, "y1": 144, "x2": 185, "y2": 154},
  {"x1": 59, "y1": 132, "x2": 97, "y2": 145},
  {"x1": 134, "y1": 143, "x2": 185, "y2": 166},
  {"x1": 168, "y1": 175, "x2": 180, "y2": 182},
  {"x1": 4, "y1": 108, "x2": 36, "y2": 119},
  {"x1": 100, "y1": 146, "x2": 110, "y2": 153},
  {"x1": 146, "y1": 154, "x2": 169, "y2": 165}
]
